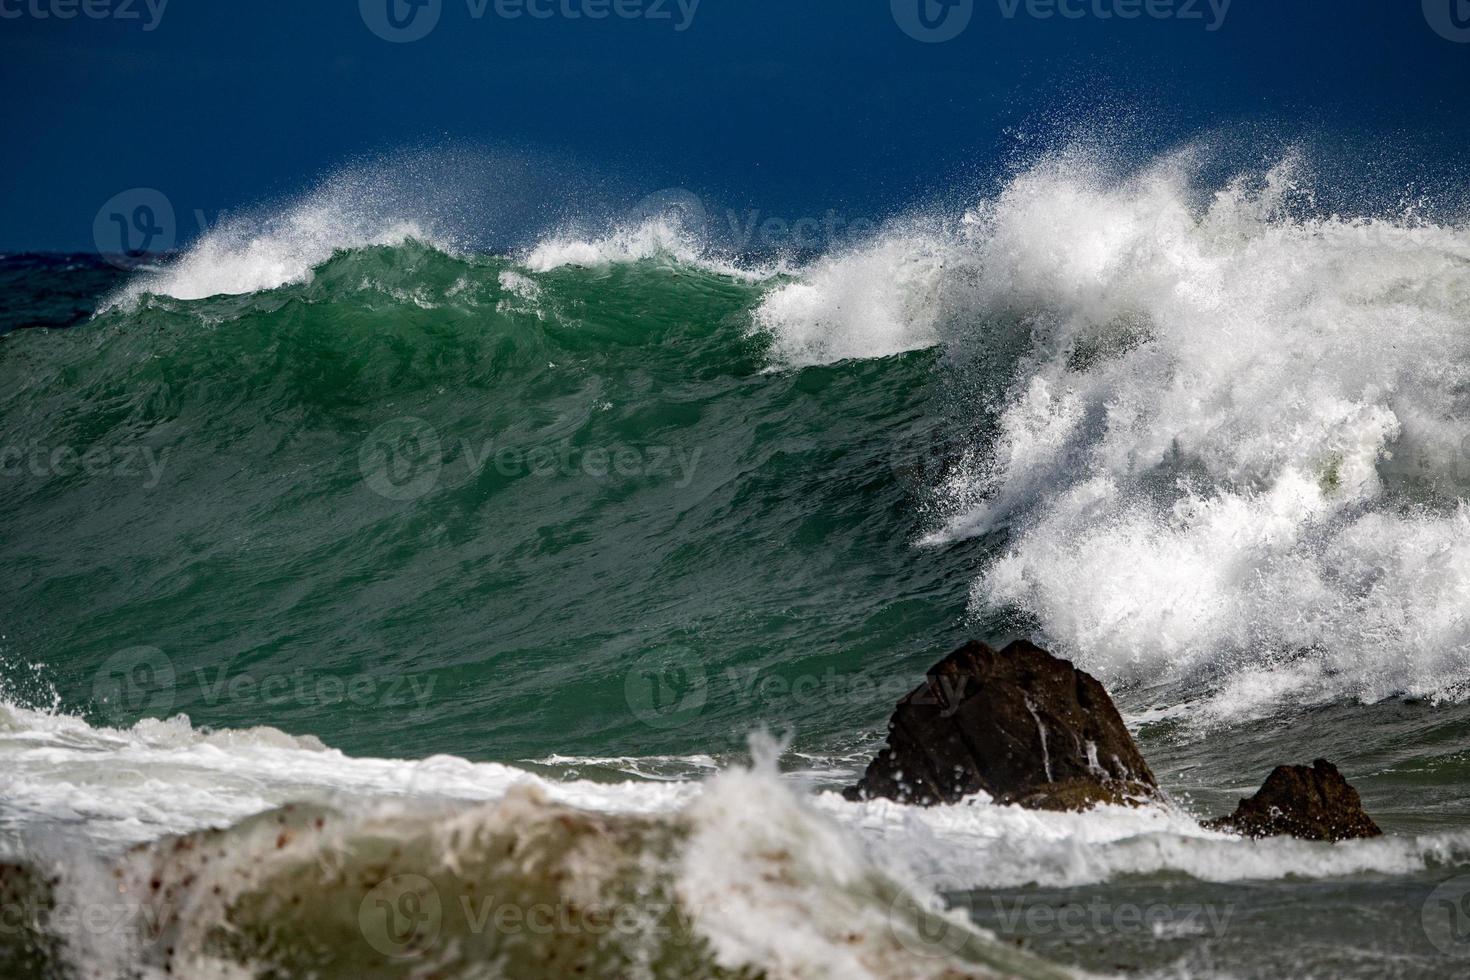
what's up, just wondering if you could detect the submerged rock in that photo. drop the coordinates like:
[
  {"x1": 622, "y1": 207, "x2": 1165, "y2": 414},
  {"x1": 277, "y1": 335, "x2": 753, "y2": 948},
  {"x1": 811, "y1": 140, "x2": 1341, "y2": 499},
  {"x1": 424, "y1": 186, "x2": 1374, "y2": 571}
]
[
  {"x1": 1204, "y1": 758, "x2": 1382, "y2": 842},
  {"x1": 844, "y1": 640, "x2": 1159, "y2": 811}
]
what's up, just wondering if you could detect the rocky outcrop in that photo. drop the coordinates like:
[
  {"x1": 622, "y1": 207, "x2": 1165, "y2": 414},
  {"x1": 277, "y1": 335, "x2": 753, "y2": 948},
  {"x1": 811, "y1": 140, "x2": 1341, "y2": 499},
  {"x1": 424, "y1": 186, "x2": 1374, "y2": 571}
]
[
  {"x1": 841, "y1": 639, "x2": 1387, "y2": 840},
  {"x1": 844, "y1": 640, "x2": 1159, "y2": 811},
  {"x1": 1203, "y1": 758, "x2": 1382, "y2": 842}
]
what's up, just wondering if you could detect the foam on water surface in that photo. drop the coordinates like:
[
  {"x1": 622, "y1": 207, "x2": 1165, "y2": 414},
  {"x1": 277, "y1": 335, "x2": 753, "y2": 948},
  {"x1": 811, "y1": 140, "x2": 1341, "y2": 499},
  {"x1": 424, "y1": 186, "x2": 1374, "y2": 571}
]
[{"x1": 3, "y1": 704, "x2": 1464, "y2": 888}]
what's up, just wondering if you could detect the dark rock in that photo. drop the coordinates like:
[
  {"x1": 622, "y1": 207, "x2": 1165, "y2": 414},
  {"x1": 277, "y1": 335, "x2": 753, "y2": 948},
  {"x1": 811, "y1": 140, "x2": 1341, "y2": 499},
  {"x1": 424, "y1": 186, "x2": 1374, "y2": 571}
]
[
  {"x1": 844, "y1": 640, "x2": 1159, "y2": 811},
  {"x1": 1203, "y1": 759, "x2": 1382, "y2": 841}
]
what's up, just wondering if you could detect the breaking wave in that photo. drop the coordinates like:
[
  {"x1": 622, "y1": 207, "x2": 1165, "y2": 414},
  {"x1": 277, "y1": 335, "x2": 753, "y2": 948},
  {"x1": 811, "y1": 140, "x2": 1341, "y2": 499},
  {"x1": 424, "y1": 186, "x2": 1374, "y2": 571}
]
[{"x1": 745, "y1": 147, "x2": 1470, "y2": 718}]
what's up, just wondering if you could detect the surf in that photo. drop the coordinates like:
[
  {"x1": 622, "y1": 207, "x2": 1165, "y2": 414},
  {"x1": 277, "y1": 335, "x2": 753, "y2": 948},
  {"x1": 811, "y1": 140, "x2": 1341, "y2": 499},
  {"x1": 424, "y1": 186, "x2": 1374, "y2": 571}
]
[{"x1": 7, "y1": 135, "x2": 1470, "y2": 978}]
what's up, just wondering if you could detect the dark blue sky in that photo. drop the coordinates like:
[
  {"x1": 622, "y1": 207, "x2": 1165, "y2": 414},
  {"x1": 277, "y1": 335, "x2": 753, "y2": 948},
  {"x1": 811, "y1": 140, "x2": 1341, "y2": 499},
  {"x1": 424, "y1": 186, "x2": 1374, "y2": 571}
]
[{"x1": 2, "y1": 0, "x2": 1468, "y2": 251}]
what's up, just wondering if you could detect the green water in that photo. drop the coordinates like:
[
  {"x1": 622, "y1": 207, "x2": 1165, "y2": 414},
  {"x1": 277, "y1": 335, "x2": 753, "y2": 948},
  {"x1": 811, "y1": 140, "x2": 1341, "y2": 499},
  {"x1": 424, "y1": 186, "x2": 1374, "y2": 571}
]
[
  {"x1": 0, "y1": 245, "x2": 988, "y2": 760},
  {"x1": 6, "y1": 239, "x2": 1470, "y2": 979}
]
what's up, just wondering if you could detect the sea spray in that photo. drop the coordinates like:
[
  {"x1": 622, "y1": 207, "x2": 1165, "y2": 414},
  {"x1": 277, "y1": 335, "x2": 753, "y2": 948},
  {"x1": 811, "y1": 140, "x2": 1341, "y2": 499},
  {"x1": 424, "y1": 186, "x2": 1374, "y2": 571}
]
[
  {"x1": 8, "y1": 139, "x2": 1470, "y2": 978},
  {"x1": 5, "y1": 725, "x2": 1072, "y2": 979},
  {"x1": 752, "y1": 149, "x2": 1470, "y2": 718}
]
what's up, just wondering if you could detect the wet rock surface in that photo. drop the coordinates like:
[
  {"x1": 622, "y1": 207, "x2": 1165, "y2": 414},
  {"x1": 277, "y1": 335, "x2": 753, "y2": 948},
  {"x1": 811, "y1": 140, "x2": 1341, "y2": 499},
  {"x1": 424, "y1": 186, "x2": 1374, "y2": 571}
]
[
  {"x1": 1204, "y1": 758, "x2": 1383, "y2": 842},
  {"x1": 844, "y1": 640, "x2": 1159, "y2": 811}
]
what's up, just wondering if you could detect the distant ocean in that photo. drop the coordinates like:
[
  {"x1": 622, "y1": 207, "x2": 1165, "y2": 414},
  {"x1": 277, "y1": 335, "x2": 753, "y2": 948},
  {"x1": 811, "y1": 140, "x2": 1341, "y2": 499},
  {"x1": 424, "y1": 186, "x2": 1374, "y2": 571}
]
[{"x1": 4, "y1": 141, "x2": 1470, "y2": 978}]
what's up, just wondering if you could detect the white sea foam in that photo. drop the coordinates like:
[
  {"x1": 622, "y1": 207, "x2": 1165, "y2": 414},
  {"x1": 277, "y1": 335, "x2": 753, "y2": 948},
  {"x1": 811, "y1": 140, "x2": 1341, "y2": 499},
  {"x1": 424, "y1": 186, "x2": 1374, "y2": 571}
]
[
  {"x1": 98, "y1": 161, "x2": 466, "y2": 309},
  {"x1": 104, "y1": 205, "x2": 434, "y2": 308},
  {"x1": 750, "y1": 149, "x2": 1470, "y2": 717},
  {"x1": 3, "y1": 714, "x2": 1074, "y2": 979},
  {"x1": 3, "y1": 703, "x2": 1463, "y2": 892},
  {"x1": 820, "y1": 790, "x2": 1470, "y2": 889},
  {"x1": 682, "y1": 747, "x2": 1087, "y2": 979},
  {"x1": 520, "y1": 216, "x2": 776, "y2": 282},
  {"x1": 0, "y1": 703, "x2": 692, "y2": 851},
  {"x1": 6, "y1": 703, "x2": 1469, "y2": 977},
  {"x1": 754, "y1": 225, "x2": 954, "y2": 366}
]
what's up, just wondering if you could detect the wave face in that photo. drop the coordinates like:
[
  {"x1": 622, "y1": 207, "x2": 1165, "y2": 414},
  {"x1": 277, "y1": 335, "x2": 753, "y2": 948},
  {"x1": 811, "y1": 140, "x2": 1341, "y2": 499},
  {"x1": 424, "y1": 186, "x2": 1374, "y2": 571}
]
[
  {"x1": 6, "y1": 143, "x2": 1470, "y2": 977},
  {"x1": 1, "y1": 225, "x2": 973, "y2": 763}
]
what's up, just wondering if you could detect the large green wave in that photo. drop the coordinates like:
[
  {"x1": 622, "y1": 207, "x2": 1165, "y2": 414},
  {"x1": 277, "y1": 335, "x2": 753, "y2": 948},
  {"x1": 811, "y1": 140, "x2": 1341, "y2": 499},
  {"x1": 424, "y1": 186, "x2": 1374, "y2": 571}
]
[{"x1": 0, "y1": 243, "x2": 984, "y2": 761}]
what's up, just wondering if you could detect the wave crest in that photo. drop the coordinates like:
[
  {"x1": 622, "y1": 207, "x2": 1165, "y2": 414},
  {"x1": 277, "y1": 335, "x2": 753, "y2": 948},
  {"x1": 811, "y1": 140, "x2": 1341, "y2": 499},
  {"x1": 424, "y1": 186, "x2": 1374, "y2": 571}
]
[{"x1": 892, "y1": 150, "x2": 1470, "y2": 716}]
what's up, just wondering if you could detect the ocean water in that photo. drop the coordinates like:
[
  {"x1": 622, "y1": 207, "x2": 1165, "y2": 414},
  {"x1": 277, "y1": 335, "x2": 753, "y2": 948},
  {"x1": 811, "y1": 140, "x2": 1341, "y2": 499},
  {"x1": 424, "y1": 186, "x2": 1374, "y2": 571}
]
[{"x1": 4, "y1": 145, "x2": 1470, "y2": 977}]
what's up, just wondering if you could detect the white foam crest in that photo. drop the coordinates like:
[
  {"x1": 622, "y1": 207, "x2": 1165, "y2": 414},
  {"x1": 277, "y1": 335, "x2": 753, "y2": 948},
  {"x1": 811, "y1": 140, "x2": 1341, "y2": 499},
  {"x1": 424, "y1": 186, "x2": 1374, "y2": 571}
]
[
  {"x1": 520, "y1": 216, "x2": 774, "y2": 281},
  {"x1": 7, "y1": 720, "x2": 1070, "y2": 979},
  {"x1": 891, "y1": 151, "x2": 1470, "y2": 715},
  {"x1": 113, "y1": 208, "x2": 431, "y2": 306},
  {"x1": 0, "y1": 702, "x2": 692, "y2": 850},
  {"x1": 755, "y1": 225, "x2": 955, "y2": 367},
  {"x1": 526, "y1": 752, "x2": 722, "y2": 781},
  {"x1": 820, "y1": 791, "x2": 1470, "y2": 890},
  {"x1": 5, "y1": 703, "x2": 1464, "y2": 898},
  {"x1": 674, "y1": 736, "x2": 1071, "y2": 979},
  {"x1": 102, "y1": 178, "x2": 450, "y2": 308},
  {"x1": 5, "y1": 703, "x2": 1469, "y2": 980}
]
